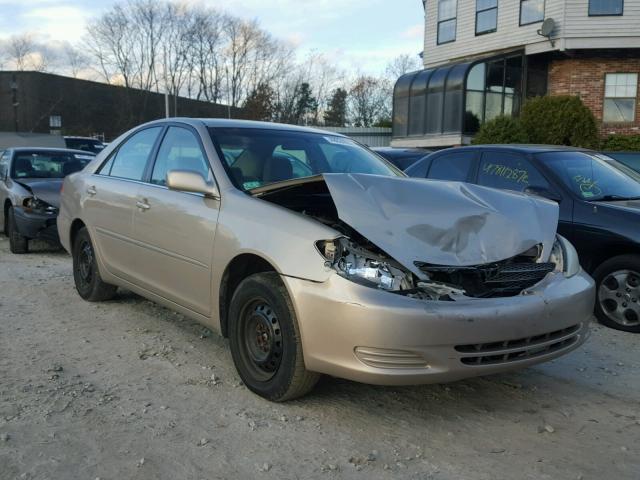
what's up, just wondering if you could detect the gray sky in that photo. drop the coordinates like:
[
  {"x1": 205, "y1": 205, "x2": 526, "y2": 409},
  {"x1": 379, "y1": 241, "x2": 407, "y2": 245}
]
[{"x1": 0, "y1": 0, "x2": 425, "y2": 74}]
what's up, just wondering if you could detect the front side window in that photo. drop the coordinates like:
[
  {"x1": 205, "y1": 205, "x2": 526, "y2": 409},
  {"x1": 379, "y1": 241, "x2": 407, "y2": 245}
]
[
  {"x1": 540, "y1": 151, "x2": 640, "y2": 201},
  {"x1": 428, "y1": 151, "x2": 475, "y2": 182},
  {"x1": 476, "y1": 0, "x2": 498, "y2": 35},
  {"x1": 520, "y1": 0, "x2": 544, "y2": 25},
  {"x1": 151, "y1": 127, "x2": 211, "y2": 186},
  {"x1": 209, "y1": 128, "x2": 401, "y2": 192},
  {"x1": 477, "y1": 152, "x2": 549, "y2": 192},
  {"x1": 603, "y1": 73, "x2": 637, "y2": 123},
  {"x1": 102, "y1": 127, "x2": 162, "y2": 181},
  {"x1": 589, "y1": 0, "x2": 623, "y2": 16},
  {"x1": 438, "y1": 0, "x2": 457, "y2": 44},
  {"x1": 10, "y1": 151, "x2": 93, "y2": 179}
]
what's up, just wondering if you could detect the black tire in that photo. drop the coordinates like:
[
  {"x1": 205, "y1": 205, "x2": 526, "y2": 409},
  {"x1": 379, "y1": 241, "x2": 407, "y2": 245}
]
[
  {"x1": 593, "y1": 254, "x2": 640, "y2": 333},
  {"x1": 72, "y1": 227, "x2": 117, "y2": 302},
  {"x1": 3, "y1": 209, "x2": 9, "y2": 237},
  {"x1": 228, "y1": 272, "x2": 320, "y2": 401},
  {"x1": 8, "y1": 207, "x2": 28, "y2": 254}
]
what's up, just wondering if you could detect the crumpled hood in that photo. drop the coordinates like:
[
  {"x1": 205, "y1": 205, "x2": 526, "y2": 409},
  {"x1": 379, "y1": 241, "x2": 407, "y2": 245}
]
[
  {"x1": 15, "y1": 178, "x2": 64, "y2": 208},
  {"x1": 323, "y1": 174, "x2": 559, "y2": 276}
]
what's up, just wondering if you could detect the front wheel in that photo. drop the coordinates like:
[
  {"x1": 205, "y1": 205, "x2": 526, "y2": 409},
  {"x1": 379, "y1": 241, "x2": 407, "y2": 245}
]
[
  {"x1": 593, "y1": 255, "x2": 640, "y2": 333},
  {"x1": 228, "y1": 272, "x2": 320, "y2": 401},
  {"x1": 8, "y1": 207, "x2": 28, "y2": 254},
  {"x1": 72, "y1": 227, "x2": 117, "y2": 302}
]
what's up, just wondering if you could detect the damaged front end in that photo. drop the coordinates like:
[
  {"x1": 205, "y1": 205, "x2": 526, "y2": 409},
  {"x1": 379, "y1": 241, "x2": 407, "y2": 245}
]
[
  {"x1": 253, "y1": 173, "x2": 579, "y2": 301},
  {"x1": 316, "y1": 236, "x2": 577, "y2": 301}
]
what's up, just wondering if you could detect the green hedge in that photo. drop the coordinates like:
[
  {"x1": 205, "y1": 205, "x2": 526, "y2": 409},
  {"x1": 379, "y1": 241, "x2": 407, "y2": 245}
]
[
  {"x1": 601, "y1": 135, "x2": 640, "y2": 152},
  {"x1": 471, "y1": 116, "x2": 528, "y2": 145},
  {"x1": 472, "y1": 95, "x2": 600, "y2": 148}
]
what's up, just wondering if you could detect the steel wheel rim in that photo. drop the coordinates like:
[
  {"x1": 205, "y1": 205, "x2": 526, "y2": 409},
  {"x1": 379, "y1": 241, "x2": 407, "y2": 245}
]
[
  {"x1": 239, "y1": 298, "x2": 283, "y2": 381},
  {"x1": 599, "y1": 269, "x2": 640, "y2": 327},
  {"x1": 77, "y1": 240, "x2": 94, "y2": 285}
]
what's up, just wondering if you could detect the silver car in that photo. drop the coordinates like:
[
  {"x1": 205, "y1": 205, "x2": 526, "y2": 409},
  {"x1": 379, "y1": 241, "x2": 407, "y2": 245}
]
[{"x1": 58, "y1": 119, "x2": 595, "y2": 401}]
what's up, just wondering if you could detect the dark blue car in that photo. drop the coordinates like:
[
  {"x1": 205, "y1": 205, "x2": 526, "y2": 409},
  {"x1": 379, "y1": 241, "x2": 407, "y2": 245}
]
[{"x1": 406, "y1": 145, "x2": 640, "y2": 333}]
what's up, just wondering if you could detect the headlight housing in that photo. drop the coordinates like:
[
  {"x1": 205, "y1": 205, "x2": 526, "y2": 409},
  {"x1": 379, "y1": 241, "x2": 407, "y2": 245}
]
[
  {"x1": 23, "y1": 197, "x2": 58, "y2": 215},
  {"x1": 549, "y1": 235, "x2": 580, "y2": 278}
]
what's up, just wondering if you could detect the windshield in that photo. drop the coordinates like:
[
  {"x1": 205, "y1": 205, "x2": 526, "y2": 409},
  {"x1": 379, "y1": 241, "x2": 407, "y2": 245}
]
[
  {"x1": 66, "y1": 138, "x2": 105, "y2": 154},
  {"x1": 538, "y1": 151, "x2": 640, "y2": 201},
  {"x1": 11, "y1": 151, "x2": 94, "y2": 179},
  {"x1": 209, "y1": 128, "x2": 402, "y2": 191}
]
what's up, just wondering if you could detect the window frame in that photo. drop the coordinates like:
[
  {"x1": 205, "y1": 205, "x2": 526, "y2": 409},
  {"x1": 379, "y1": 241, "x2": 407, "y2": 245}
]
[
  {"x1": 437, "y1": 0, "x2": 458, "y2": 45},
  {"x1": 519, "y1": 0, "x2": 545, "y2": 26},
  {"x1": 475, "y1": 0, "x2": 498, "y2": 36},
  {"x1": 147, "y1": 124, "x2": 214, "y2": 189},
  {"x1": 603, "y1": 72, "x2": 638, "y2": 124},
  {"x1": 95, "y1": 125, "x2": 164, "y2": 182},
  {"x1": 589, "y1": 0, "x2": 624, "y2": 16}
]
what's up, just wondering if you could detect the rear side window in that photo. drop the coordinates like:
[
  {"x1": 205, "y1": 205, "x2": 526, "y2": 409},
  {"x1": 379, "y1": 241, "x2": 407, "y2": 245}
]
[
  {"x1": 101, "y1": 127, "x2": 162, "y2": 181},
  {"x1": 427, "y1": 151, "x2": 475, "y2": 182},
  {"x1": 477, "y1": 152, "x2": 549, "y2": 192},
  {"x1": 0, "y1": 151, "x2": 9, "y2": 179},
  {"x1": 151, "y1": 127, "x2": 211, "y2": 186}
]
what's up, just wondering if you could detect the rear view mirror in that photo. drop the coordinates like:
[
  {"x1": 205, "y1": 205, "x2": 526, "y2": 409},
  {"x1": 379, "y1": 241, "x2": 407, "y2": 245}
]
[
  {"x1": 166, "y1": 170, "x2": 219, "y2": 199},
  {"x1": 524, "y1": 186, "x2": 561, "y2": 202}
]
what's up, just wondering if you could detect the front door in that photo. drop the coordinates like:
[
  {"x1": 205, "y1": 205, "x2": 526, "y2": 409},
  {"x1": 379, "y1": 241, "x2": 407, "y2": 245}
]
[{"x1": 132, "y1": 126, "x2": 220, "y2": 316}]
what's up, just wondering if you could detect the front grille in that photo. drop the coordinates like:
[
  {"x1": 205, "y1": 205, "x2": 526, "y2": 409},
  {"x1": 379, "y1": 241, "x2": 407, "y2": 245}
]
[
  {"x1": 415, "y1": 257, "x2": 556, "y2": 298},
  {"x1": 354, "y1": 347, "x2": 428, "y2": 369},
  {"x1": 455, "y1": 324, "x2": 580, "y2": 366}
]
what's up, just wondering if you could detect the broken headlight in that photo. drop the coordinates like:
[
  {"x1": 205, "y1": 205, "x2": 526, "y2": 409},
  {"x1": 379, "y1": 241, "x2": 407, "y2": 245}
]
[
  {"x1": 23, "y1": 197, "x2": 58, "y2": 215},
  {"x1": 317, "y1": 238, "x2": 414, "y2": 291},
  {"x1": 549, "y1": 235, "x2": 580, "y2": 278}
]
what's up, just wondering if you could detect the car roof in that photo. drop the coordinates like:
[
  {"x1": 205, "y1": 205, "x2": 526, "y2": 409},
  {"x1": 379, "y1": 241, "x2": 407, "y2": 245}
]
[
  {"x1": 64, "y1": 136, "x2": 102, "y2": 141},
  {"x1": 9, "y1": 147, "x2": 96, "y2": 156},
  {"x1": 159, "y1": 118, "x2": 350, "y2": 137},
  {"x1": 372, "y1": 147, "x2": 431, "y2": 154},
  {"x1": 435, "y1": 144, "x2": 593, "y2": 154}
]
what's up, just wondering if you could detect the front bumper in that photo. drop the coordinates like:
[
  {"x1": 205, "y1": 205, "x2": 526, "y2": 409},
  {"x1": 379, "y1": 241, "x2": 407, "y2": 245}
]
[
  {"x1": 283, "y1": 270, "x2": 595, "y2": 385},
  {"x1": 13, "y1": 207, "x2": 60, "y2": 244}
]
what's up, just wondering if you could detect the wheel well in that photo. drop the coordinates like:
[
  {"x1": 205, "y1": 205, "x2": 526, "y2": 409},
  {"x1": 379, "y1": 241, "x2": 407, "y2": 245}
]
[
  {"x1": 219, "y1": 254, "x2": 277, "y2": 338},
  {"x1": 69, "y1": 219, "x2": 86, "y2": 249},
  {"x1": 585, "y1": 245, "x2": 640, "y2": 274}
]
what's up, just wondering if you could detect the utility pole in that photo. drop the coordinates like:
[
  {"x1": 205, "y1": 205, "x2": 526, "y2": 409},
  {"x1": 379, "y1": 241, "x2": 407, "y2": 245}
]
[
  {"x1": 225, "y1": 66, "x2": 231, "y2": 119},
  {"x1": 165, "y1": 91, "x2": 170, "y2": 118},
  {"x1": 11, "y1": 75, "x2": 19, "y2": 132}
]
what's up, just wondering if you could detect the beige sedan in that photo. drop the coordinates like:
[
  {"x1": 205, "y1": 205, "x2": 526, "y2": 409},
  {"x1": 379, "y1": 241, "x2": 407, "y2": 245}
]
[{"x1": 59, "y1": 119, "x2": 594, "y2": 401}]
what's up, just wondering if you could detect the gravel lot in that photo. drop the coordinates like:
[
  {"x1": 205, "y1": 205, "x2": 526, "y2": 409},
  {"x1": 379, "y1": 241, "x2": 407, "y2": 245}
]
[{"x1": 1, "y1": 236, "x2": 639, "y2": 480}]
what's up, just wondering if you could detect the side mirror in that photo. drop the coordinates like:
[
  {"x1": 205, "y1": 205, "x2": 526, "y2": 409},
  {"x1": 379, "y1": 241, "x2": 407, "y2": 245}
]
[
  {"x1": 166, "y1": 170, "x2": 219, "y2": 199},
  {"x1": 524, "y1": 185, "x2": 561, "y2": 203}
]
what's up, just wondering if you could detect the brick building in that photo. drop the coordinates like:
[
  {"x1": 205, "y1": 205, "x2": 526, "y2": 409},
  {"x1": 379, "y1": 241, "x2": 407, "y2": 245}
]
[
  {"x1": 0, "y1": 71, "x2": 241, "y2": 141},
  {"x1": 392, "y1": 0, "x2": 640, "y2": 147}
]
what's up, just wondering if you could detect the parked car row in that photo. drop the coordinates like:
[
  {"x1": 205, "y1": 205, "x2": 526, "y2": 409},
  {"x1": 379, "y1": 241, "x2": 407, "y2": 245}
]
[{"x1": 1, "y1": 120, "x2": 636, "y2": 401}]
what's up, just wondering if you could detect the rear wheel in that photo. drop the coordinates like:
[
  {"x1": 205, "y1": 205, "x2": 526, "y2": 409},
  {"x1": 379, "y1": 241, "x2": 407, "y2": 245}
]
[
  {"x1": 228, "y1": 272, "x2": 320, "y2": 401},
  {"x1": 8, "y1": 207, "x2": 28, "y2": 254},
  {"x1": 72, "y1": 227, "x2": 117, "y2": 301},
  {"x1": 593, "y1": 255, "x2": 640, "y2": 333}
]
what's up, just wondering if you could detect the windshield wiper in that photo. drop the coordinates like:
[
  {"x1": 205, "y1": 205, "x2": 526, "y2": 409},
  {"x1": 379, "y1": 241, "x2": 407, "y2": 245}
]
[{"x1": 593, "y1": 195, "x2": 640, "y2": 201}]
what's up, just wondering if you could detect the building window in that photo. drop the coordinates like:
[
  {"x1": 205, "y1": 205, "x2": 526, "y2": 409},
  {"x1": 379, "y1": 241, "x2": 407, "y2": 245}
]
[
  {"x1": 520, "y1": 0, "x2": 544, "y2": 25},
  {"x1": 49, "y1": 115, "x2": 62, "y2": 128},
  {"x1": 476, "y1": 0, "x2": 498, "y2": 35},
  {"x1": 589, "y1": 0, "x2": 623, "y2": 16},
  {"x1": 437, "y1": 0, "x2": 457, "y2": 44},
  {"x1": 603, "y1": 73, "x2": 637, "y2": 123}
]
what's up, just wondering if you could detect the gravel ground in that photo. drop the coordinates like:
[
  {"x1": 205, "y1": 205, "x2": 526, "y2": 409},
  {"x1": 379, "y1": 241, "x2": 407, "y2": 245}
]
[{"x1": 1, "y1": 236, "x2": 639, "y2": 480}]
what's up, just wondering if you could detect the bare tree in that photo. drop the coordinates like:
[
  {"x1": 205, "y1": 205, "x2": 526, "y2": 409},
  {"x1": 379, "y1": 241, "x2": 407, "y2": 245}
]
[
  {"x1": 3, "y1": 34, "x2": 50, "y2": 71},
  {"x1": 61, "y1": 43, "x2": 90, "y2": 78},
  {"x1": 385, "y1": 53, "x2": 422, "y2": 80},
  {"x1": 349, "y1": 76, "x2": 392, "y2": 127}
]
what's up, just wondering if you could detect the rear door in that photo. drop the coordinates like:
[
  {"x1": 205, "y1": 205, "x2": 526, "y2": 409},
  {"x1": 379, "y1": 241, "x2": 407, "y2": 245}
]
[
  {"x1": 132, "y1": 125, "x2": 220, "y2": 315},
  {"x1": 83, "y1": 126, "x2": 163, "y2": 283}
]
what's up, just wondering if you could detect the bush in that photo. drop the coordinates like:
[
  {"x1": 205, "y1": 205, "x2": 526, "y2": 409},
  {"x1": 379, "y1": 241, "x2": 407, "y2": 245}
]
[
  {"x1": 519, "y1": 95, "x2": 598, "y2": 148},
  {"x1": 471, "y1": 115, "x2": 528, "y2": 145},
  {"x1": 601, "y1": 135, "x2": 640, "y2": 151}
]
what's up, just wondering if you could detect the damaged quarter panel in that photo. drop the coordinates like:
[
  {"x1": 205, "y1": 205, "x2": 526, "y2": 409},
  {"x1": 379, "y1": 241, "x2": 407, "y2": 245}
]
[{"x1": 322, "y1": 174, "x2": 560, "y2": 276}]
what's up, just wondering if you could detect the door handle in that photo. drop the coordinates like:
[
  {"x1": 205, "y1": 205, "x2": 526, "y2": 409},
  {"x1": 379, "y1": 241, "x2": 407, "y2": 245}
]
[
  {"x1": 86, "y1": 186, "x2": 97, "y2": 196},
  {"x1": 136, "y1": 200, "x2": 150, "y2": 211}
]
